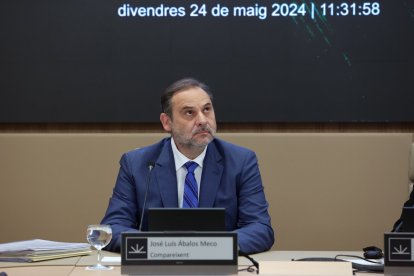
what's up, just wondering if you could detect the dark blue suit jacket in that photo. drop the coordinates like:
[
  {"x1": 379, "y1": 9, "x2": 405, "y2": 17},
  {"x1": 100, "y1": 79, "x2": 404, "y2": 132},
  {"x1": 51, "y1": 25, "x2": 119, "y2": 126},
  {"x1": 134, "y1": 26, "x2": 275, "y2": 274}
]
[{"x1": 101, "y1": 137, "x2": 274, "y2": 254}]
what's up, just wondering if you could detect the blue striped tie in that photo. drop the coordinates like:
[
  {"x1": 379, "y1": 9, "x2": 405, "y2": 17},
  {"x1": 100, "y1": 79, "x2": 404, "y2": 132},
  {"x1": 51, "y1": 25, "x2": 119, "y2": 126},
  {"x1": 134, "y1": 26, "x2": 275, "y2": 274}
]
[{"x1": 183, "y1": 161, "x2": 199, "y2": 208}]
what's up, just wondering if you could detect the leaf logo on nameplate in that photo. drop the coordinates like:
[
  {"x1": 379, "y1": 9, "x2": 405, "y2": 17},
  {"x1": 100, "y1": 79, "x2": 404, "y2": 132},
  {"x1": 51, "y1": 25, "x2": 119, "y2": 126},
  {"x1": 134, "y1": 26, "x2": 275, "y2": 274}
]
[
  {"x1": 126, "y1": 238, "x2": 148, "y2": 260},
  {"x1": 389, "y1": 238, "x2": 412, "y2": 261}
]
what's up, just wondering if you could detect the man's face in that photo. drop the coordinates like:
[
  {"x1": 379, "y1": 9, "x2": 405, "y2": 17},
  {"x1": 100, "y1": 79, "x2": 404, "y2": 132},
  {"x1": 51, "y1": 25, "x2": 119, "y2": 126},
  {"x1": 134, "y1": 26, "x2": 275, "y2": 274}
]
[{"x1": 160, "y1": 87, "x2": 217, "y2": 152}]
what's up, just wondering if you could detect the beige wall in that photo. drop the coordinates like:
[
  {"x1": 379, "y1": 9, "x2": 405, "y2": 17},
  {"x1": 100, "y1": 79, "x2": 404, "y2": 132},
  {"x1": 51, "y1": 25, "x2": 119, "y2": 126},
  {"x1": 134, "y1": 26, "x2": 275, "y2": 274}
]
[{"x1": 0, "y1": 133, "x2": 412, "y2": 251}]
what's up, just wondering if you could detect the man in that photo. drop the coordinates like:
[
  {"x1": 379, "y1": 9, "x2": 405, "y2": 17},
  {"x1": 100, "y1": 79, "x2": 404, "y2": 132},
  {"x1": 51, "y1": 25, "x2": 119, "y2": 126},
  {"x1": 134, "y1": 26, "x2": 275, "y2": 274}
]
[{"x1": 101, "y1": 78, "x2": 274, "y2": 254}]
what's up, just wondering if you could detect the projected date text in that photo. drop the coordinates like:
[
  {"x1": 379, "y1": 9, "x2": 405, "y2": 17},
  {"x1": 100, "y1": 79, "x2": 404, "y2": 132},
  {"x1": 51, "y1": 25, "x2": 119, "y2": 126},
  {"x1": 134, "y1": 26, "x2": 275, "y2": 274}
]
[{"x1": 118, "y1": 2, "x2": 381, "y2": 20}]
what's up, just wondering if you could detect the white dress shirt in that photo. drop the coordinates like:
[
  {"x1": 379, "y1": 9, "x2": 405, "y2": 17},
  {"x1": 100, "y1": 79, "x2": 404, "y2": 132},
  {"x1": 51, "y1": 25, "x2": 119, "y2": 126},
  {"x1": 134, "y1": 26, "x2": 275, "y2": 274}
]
[{"x1": 170, "y1": 137, "x2": 207, "y2": 208}]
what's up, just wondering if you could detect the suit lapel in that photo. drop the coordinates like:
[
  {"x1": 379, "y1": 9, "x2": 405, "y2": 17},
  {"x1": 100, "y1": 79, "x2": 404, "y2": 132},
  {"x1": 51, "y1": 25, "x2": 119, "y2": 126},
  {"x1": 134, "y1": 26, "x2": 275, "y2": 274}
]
[
  {"x1": 199, "y1": 140, "x2": 224, "y2": 207},
  {"x1": 154, "y1": 139, "x2": 179, "y2": 207}
]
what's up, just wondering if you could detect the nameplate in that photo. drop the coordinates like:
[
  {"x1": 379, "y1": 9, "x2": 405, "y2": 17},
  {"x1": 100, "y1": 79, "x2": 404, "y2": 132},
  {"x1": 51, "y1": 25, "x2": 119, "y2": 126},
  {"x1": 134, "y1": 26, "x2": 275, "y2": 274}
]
[
  {"x1": 384, "y1": 232, "x2": 414, "y2": 276},
  {"x1": 121, "y1": 232, "x2": 237, "y2": 275}
]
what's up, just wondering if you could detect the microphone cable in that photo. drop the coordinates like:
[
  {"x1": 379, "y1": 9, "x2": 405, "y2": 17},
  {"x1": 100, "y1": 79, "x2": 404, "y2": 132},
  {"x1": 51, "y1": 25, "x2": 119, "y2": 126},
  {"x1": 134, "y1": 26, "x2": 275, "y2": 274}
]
[
  {"x1": 238, "y1": 250, "x2": 259, "y2": 274},
  {"x1": 293, "y1": 254, "x2": 384, "y2": 273}
]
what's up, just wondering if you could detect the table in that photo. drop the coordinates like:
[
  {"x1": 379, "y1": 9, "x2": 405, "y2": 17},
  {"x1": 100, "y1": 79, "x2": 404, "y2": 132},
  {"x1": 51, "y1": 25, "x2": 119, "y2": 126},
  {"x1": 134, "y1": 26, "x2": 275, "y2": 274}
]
[{"x1": 0, "y1": 250, "x2": 383, "y2": 275}]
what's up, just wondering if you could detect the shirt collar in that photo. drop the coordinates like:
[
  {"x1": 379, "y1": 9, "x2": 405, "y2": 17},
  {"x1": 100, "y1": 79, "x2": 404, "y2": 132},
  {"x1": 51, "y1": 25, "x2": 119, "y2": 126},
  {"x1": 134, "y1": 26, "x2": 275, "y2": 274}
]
[{"x1": 170, "y1": 137, "x2": 207, "y2": 171}]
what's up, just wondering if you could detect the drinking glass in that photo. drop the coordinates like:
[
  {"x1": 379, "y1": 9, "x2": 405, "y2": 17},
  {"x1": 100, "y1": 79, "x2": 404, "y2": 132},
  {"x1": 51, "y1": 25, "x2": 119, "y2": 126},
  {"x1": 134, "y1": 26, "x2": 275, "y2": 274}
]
[{"x1": 86, "y1": 224, "x2": 113, "y2": 270}]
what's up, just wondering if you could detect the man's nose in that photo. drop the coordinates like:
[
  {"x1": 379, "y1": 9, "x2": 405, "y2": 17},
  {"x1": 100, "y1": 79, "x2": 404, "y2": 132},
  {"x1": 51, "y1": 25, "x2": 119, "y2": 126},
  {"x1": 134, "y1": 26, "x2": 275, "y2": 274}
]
[{"x1": 196, "y1": 112, "x2": 208, "y2": 125}]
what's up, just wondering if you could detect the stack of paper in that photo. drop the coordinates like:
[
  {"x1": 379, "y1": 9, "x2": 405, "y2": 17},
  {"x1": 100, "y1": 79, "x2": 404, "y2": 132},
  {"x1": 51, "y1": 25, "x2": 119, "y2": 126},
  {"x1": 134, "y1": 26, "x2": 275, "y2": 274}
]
[{"x1": 0, "y1": 239, "x2": 91, "y2": 262}]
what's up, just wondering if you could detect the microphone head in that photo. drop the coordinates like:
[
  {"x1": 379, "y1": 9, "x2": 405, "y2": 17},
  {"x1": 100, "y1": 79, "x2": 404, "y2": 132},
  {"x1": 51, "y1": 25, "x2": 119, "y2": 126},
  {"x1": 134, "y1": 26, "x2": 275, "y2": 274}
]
[{"x1": 148, "y1": 161, "x2": 155, "y2": 170}]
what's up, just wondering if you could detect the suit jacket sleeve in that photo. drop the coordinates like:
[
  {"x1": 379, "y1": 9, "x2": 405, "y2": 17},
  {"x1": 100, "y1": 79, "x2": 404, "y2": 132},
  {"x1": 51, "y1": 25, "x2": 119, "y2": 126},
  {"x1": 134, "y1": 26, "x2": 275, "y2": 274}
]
[
  {"x1": 233, "y1": 150, "x2": 275, "y2": 254},
  {"x1": 392, "y1": 189, "x2": 414, "y2": 232},
  {"x1": 101, "y1": 153, "x2": 140, "y2": 252}
]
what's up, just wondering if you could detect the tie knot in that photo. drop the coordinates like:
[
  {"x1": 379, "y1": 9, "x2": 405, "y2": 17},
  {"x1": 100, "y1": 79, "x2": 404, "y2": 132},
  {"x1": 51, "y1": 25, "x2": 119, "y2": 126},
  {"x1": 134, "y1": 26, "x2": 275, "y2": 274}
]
[{"x1": 185, "y1": 161, "x2": 198, "y2": 173}]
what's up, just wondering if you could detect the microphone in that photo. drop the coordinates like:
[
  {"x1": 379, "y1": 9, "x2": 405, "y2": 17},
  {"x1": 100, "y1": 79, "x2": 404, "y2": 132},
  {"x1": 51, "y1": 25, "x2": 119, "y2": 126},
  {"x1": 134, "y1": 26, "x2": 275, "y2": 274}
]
[{"x1": 138, "y1": 161, "x2": 155, "y2": 231}]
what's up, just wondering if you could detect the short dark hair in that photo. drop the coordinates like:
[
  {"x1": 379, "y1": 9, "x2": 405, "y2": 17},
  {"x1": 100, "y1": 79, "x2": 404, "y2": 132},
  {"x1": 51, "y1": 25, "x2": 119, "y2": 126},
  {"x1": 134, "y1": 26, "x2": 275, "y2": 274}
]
[{"x1": 161, "y1": 78, "x2": 213, "y2": 118}]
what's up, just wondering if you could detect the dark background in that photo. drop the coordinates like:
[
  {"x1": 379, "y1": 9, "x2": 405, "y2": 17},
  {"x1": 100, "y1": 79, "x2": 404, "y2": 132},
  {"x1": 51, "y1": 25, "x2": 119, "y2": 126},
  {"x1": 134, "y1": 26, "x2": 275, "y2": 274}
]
[{"x1": 1, "y1": 0, "x2": 413, "y2": 123}]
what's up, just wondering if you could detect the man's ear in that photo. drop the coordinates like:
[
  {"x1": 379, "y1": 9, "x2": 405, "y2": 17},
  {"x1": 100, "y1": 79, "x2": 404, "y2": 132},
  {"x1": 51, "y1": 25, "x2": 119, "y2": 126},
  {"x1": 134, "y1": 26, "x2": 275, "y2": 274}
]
[{"x1": 160, "y1": 113, "x2": 172, "y2": 132}]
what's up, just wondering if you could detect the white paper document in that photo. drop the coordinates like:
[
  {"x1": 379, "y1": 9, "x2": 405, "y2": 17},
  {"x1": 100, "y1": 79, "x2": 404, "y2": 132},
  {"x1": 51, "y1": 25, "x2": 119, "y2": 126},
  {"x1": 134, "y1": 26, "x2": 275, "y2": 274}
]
[
  {"x1": 102, "y1": 256, "x2": 121, "y2": 263},
  {"x1": 0, "y1": 239, "x2": 91, "y2": 262}
]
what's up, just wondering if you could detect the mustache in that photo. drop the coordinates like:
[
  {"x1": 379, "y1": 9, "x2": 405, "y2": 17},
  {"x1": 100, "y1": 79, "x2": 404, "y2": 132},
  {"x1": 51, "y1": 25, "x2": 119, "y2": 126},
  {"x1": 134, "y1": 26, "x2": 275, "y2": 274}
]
[{"x1": 192, "y1": 125, "x2": 215, "y2": 135}]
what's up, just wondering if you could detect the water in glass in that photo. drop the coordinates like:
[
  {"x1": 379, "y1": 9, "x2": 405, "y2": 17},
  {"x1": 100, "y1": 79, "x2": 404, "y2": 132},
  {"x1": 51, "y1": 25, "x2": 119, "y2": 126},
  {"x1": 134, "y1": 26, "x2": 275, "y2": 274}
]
[{"x1": 86, "y1": 224, "x2": 113, "y2": 270}]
